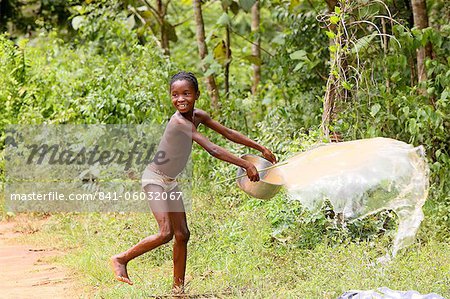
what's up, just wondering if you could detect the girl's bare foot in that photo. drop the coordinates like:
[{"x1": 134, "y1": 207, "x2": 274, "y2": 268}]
[
  {"x1": 172, "y1": 285, "x2": 186, "y2": 298},
  {"x1": 110, "y1": 255, "x2": 133, "y2": 285}
]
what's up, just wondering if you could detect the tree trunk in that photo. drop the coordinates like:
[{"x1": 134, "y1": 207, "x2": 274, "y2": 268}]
[
  {"x1": 411, "y1": 0, "x2": 432, "y2": 83},
  {"x1": 251, "y1": 0, "x2": 261, "y2": 95},
  {"x1": 381, "y1": 17, "x2": 390, "y2": 92},
  {"x1": 157, "y1": 0, "x2": 170, "y2": 55},
  {"x1": 193, "y1": 0, "x2": 219, "y2": 111},
  {"x1": 403, "y1": 0, "x2": 415, "y2": 28},
  {"x1": 142, "y1": 0, "x2": 171, "y2": 55},
  {"x1": 325, "y1": 0, "x2": 338, "y2": 12},
  {"x1": 222, "y1": 3, "x2": 231, "y2": 100},
  {"x1": 224, "y1": 22, "x2": 231, "y2": 100},
  {"x1": 409, "y1": 55, "x2": 416, "y2": 87},
  {"x1": 321, "y1": 0, "x2": 338, "y2": 138}
]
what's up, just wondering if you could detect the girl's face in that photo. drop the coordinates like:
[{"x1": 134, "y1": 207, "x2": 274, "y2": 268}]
[{"x1": 170, "y1": 80, "x2": 199, "y2": 114}]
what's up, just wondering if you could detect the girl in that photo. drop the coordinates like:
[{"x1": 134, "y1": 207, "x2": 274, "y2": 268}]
[{"x1": 111, "y1": 71, "x2": 276, "y2": 293}]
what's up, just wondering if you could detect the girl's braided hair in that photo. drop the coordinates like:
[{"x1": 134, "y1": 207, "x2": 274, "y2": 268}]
[{"x1": 170, "y1": 71, "x2": 199, "y2": 93}]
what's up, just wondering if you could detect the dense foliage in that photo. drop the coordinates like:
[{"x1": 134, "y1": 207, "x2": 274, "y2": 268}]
[{"x1": 1, "y1": 0, "x2": 449, "y2": 262}]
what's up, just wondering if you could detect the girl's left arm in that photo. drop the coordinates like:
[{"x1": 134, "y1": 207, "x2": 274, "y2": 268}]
[{"x1": 196, "y1": 109, "x2": 277, "y2": 163}]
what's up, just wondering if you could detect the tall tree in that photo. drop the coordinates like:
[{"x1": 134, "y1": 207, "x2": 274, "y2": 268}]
[
  {"x1": 251, "y1": 0, "x2": 260, "y2": 95},
  {"x1": 141, "y1": 0, "x2": 172, "y2": 55},
  {"x1": 193, "y1": 0, "x2": 219, "y2": 110},
  {"x1": 411, "y1": 0, "x2": 432, "y2": 83}
]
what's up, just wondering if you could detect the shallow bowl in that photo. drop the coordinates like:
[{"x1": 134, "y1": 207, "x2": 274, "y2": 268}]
[{"x1": 236, "y1": 154, "x2": 284, "y2": 199}]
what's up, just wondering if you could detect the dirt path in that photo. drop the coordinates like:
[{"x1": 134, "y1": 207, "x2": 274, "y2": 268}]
[{"x1": 0, "y1": 218, "x2": 80, "y2": 299}]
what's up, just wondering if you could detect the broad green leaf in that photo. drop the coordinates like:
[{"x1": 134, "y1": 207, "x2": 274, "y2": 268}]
[
  {"x1": 239, "y1": 0, "x2": 256, "y2": 12},
  {"x1": 163, "y1": 21, "x2": 177, "y2": 42},
  {"x1": 290, "y1": 50, "x2": 307, "y2": 60},
  {"x1": 441, "y1": 89, "x2": 449, "y2": 100},
  {"x1": 329, "y1": 45, "x2": 337, "y2": 52},
  {"x1": 330, "y1": 15, "x2": 340, "y2": 24},
  {"x1": 140, "y1": 10, "x2": 153, "y2": 18},
  {"x1": 72, "y1": 16, "x2": 85, "y2": 30},
  {"x1": 357, "y1": 3, "x2": 381, "y2": 18},
  {"x1": 271, "y1": 33, "x2": 285, "y2": 45},
  {"x1": 230, "y1": 1, "x2": 239, "y2": 15},
  {"x1": 390, "y1": 71, "x2": 401, "y2": 83},
  {"x1": 370, "y1": 103, "x2": 381, "y2": 117},
  {"x1": 213, "y1": 40, "x2": 228, "y2": 65},
  {"x1": 332, "y1": 69, "x2": 339, "y2": 77},
  {"x1": 308, "y1": 58, "x2": 321, "y2": 69},
  {"x1": 325, "y1": 31, "x2": 336, "y2": 39},
  {"x1": 422, "y1": 27, "x2": 433, "y2": 46},
  {"x1": 126, "y1": 15, "x2": 136, "y2": 30},
  {"x1": 342, "y1": 81, "x2": 352, "y2": 90},
  {"x1": 217, "y1": 13, "x2": 231, "y2": 26},
  {"x1": 72, "y1": 5, "x2": 85, "y2": 14},
  {"x1": 293, "y1": 62, "x2": 305, "y2": 72},
  {"x1": 334, "y1": 6, "x2": 341, "y2": 14},
  {"x1": 222, "y1": 0, "x2": 233, "y2": 9},
  {"x1": 351, "y1": 33, "x2": 376, "y2": 54}
]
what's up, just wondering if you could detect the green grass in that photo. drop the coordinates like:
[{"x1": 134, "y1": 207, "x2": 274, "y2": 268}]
[{"x1": 8, "y1": 188, "x2": 449, "y2": 299}]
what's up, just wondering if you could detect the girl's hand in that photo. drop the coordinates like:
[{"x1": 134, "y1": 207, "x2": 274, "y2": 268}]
[
  {"x1": 262, "y1": 147, "x2": 277, "y2": 164},
  {"x1": 245, "y1": 163, "x2": 260, "y2": 182}
]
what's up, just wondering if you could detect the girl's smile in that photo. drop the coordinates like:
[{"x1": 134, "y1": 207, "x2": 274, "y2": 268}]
[{"x1": 170, "y1": 80, "x2": 199, "y2": 115}]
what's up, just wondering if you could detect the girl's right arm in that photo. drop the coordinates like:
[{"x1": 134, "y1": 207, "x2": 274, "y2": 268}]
[
  {"x1": 189, "y1": 123, "x2": 260, "y2": 182},
  {"x1": 195, "y1": 109, "x2": 276, "y2": 163}
]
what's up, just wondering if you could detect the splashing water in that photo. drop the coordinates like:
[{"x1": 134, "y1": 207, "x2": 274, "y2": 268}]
[{"x1": 274, "y1": 137, "x2": 429, "y2": 258}]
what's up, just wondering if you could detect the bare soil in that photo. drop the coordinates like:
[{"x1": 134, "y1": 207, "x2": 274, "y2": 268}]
[{"x1": 0, "y1": 217, "x2": 81, "y2": 299}]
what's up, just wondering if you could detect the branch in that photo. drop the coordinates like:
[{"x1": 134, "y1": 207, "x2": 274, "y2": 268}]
[
  {"x1": 173, "y1": 16, "x2": 192, "y2": 27},
  {"x1": 165, "y1": 0, "x2": 172, "y2": 13},
  {"x1": 141, "y1": 0, "x2": 163, "y2": 24},
  {"x1": 173, "y1": 0, "x2": 217, "y2": 27},
  {"x1": 128, "y1": 5, "x2": 147, "y2": 25},
  {"x1": 350, "y1": 20, "x2": 401, "y2": 47},
  {"x1": 229, "y1": 28, "x2": 274, "y2": 57}
]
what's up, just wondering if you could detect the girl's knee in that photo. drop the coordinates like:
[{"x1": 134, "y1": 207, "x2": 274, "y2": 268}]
[
  {"x1": 158, "y1": 228, "x2": 174, "y2": 243},
  {"x1": 174, "y1": 229, "x2": 190, "y2": 243}
]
